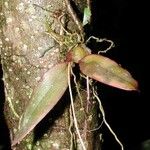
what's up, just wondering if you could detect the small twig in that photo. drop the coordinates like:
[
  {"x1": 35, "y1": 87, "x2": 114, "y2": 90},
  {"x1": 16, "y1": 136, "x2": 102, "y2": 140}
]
[
  {"x1": 92, "y1": 87, "x2": 124, "y2": 150},
  {"x1": 68, "y1": 63, "x2": 86, "y2": 150},
  {"x1": 64, "y1": 0, "x2": 84, "y2": 33},
  {"x1": 58, "y1": 12, "x2": 71, "y2": 35}
]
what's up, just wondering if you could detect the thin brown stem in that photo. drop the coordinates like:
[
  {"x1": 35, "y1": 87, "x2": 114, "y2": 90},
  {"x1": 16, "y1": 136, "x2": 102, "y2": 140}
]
[{"x1": 64, "y1": 0, "x2": 84, "y2": 33}]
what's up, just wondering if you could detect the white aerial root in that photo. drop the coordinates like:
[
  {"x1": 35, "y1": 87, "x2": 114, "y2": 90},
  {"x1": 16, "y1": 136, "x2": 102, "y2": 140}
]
[
  {"x1": 86, "y1": 36, "x2": 115, "y2": 53},
  {"x1": 71, "y1": 69, "x2": 84, "y2": 107},
  {"x1": 69, "y1": 106, "x2": 74, "y2": 150},
  {"x1": 92, "y1": 87, "x2": 124, "y2": 150},
  {"x1": 68, "y1": 63, "x2": 86, "y2": 150}
]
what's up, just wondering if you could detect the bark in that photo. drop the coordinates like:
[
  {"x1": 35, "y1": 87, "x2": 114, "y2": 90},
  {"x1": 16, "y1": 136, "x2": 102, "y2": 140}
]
[{"x1": 0, "y1": 0, "x2": 101, "y2": 149}]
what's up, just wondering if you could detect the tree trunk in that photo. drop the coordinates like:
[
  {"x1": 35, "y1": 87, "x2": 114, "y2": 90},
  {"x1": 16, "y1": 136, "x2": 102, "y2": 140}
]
[{"x1": 0, "y1": 0, "x2": 101, "y2": 149}]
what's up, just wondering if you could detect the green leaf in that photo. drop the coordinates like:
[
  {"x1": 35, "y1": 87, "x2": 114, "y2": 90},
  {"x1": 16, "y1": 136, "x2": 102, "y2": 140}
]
[
  {"x1": 83, "y1": 7, "x2": 91, "y2": 26},
  {"x1": 12, "y1": 63, "x2": 69, "y2": 146},
  {"x1": 79, "y1": 54, "x2": 138, "y2": 90}
]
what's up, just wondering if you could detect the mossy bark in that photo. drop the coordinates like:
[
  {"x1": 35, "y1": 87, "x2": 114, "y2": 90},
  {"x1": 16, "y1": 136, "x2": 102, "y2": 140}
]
[{"x1": 0, "y1": 0, "x2": 101, "y2": 149}]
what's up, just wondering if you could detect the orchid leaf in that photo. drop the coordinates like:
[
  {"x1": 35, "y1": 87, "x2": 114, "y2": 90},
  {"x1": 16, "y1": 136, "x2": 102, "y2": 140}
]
[
  {"x1": 79, "y1": 54, "x2": 138, "y2": 90},
  {"x1": 12, "y1": 63, "x2": 69, "y2": 146}
]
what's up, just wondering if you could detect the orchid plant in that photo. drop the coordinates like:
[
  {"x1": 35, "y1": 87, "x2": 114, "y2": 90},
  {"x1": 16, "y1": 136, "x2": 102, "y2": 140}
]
[{"x1": 12, "y1": 0, "x2": 138, "y2": 148}]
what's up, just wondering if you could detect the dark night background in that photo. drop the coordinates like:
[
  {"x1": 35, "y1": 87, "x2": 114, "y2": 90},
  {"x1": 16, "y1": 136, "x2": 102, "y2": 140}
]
[
  {"x1": 90, "y1": 0, "x2": 149, "y2": 150},
  {"x1": 0, "y1": 0, "x2": 149, "y2": 150}
]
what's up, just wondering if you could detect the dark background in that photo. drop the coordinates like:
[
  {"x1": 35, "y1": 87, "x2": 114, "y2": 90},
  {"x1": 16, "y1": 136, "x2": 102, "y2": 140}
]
[
  {"x1": 91, "y1": 0, "x2": 149, "y2": 150},
  {"x1": 0, "y1": 0, "x2": 149, "y2": 150}
]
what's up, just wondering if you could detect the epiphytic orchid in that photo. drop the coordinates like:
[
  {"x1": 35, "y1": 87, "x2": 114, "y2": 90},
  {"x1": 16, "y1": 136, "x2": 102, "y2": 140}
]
[
  {"x1": 12, "y1": 43, "x2": 138, "y2": 146},
  {"x1": 12, "y1": 1, "x2": 138, "y2": 145}
]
